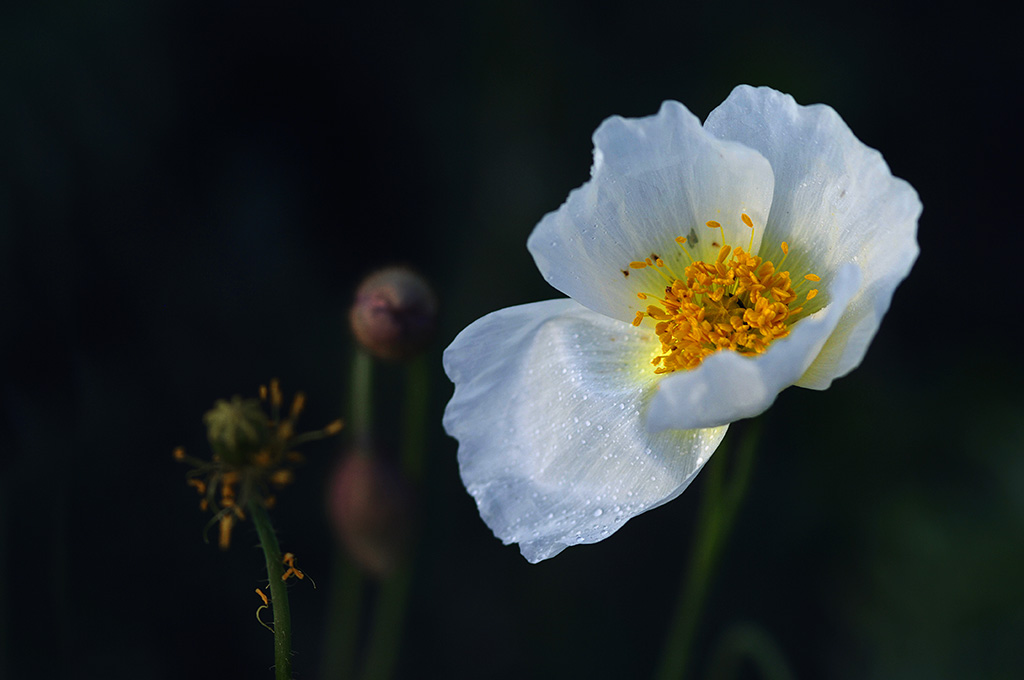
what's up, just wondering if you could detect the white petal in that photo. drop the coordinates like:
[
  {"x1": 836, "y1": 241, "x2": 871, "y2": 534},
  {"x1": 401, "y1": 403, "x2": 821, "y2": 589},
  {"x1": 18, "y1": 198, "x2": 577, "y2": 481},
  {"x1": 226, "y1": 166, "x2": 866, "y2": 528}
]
[
  {"x1": 443, "y1": 299, "x2": 728, "y2": 563},
  {"x1": 527, "y1": 100, "x2": 775, "y2": 325},
  {"x1": 704, "y1": 85, "x2": 920, "y2": 387},
  {"x1": 648, "y1": 263, "x2": 861, "y2": 431}
]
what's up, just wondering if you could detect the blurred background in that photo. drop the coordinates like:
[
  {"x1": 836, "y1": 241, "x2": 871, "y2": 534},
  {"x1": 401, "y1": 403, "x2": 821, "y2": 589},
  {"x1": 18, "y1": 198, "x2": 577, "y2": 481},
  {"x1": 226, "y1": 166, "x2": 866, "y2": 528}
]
[{"x1": 2, "y1": 0, "x2": 1021, "y2": 678}]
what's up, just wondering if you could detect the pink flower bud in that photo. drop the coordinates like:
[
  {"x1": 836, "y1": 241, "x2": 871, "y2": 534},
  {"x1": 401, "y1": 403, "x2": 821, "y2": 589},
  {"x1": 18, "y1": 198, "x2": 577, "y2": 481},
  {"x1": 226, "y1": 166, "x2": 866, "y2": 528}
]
[
  {"x1": 327, "y1": 451, "x2": 412, "y2": 577},
  {"x1": 349, "y1": 267, "x2": 437, "y2": 361}
]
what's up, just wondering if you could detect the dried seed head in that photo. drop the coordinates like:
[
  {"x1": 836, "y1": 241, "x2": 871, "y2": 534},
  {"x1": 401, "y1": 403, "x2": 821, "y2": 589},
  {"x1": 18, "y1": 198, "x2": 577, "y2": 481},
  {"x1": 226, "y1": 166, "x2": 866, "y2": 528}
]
[{"x1": 203, "y1": 396, "x2": 270, "y2": 466}]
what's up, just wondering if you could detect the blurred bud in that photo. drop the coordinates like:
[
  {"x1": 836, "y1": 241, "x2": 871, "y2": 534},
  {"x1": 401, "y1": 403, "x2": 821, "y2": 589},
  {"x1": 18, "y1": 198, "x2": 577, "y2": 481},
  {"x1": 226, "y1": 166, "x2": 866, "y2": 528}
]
[
  {"x1": 203, "y1": 396, "x2": 270, "y2": 466},
  {"x1": 349, "y1": 266, "x2": 437, "y2": 361},
  {"x1": 327, "y1": 450, "x2": 412, "y2": 577}
]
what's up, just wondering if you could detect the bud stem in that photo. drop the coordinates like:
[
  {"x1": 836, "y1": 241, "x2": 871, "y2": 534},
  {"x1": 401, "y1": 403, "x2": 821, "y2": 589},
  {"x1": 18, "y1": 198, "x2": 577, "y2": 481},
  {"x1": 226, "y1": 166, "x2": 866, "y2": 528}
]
[
  {"x1": 248, "y1": 498, "x2": 293, "y2": 680},
  {"x1": 351, "y1": 349, "x2": 374, "y2": 448},
  {"x1": 360, "y1": 355, "x2": 430, "y2": 680}
]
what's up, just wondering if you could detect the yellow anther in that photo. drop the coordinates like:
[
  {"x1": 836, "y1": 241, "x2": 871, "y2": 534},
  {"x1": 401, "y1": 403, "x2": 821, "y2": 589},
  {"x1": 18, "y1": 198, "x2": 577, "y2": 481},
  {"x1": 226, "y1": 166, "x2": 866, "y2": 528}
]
[
  {"x1": 675, "y1": 236, "x2": 686, "y2": 244},
  {"x1": 289, "y1": 392, "x2": 306, "y2": 419},
  {"x1": 741, "y1": 213, "x2": 753, "y2": 228},
  {"x1": 324, "y1": 420, "x2": 344, "y2": 435},
  {"x1": 629, "y1": 261, "x2": 647, "y2": 269},
  {"x1": 804, "y1": 274, "x2": 820, "y2": 282},
  {"x1": 655, "y1": 258, "x2": 665, "y2": 267},
  {"x1": 637, "y1": 292, "x2": 648, "y2": 300},
  {"x1": 780, "y1": 242, "x2": 789, "y2": 255},
  {"x1": 632, "y1": 311, "x2": 645, "y2": 327},
  {"x1": 269, "y1": 469, "x2": 294, "y2": 487},
  {"x1": 806, "y1": 289, "x2": 818, "y2": 301}
]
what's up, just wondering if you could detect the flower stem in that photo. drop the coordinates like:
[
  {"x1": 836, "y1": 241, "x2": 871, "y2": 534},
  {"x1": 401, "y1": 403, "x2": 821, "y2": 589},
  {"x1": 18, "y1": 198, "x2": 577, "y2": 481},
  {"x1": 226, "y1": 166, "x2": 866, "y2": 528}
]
[
  {"x1": 322, "y1": 556, "x2": 364, "y2": 680},
  {"x1": 359, "y1": 356, "x2": 429, "y2": 680},
  {"x1": 705, "y1": 622, "x2": 795, "y2": 680},
  {"x1": 351, "y1": 349, "x2": 374, "y2": 447},
  {"x1": 322, "y1": 346, "x2": 377, "y2": 679},
  {"x1": 400, "y1": 356, "x2": 429, "y2": 483},
  {"x1": 654, "y1": 420, "x2": 760, "y2": 680},
  {"x1": 248, "y1": 498, "x2": 293, "y2": 680}
]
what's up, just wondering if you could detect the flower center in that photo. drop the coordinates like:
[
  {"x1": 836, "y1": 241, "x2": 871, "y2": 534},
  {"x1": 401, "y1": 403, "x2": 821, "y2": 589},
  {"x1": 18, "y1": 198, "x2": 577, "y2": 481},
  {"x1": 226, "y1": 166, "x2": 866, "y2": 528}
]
[{"x1": 628, "y1": 215, "x2": 821, "y2": 374}]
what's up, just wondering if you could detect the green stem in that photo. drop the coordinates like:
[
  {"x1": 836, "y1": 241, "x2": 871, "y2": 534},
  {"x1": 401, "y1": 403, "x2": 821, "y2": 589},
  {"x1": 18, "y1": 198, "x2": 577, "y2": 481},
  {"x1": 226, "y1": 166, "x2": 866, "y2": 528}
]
[
  {"x1": 705, "y1": 622, "x2": 795, "y2": 680},
  {"x1": 401, "y1": 356, "x2": 428, "y2": 482},
  {"x1": 360, "y1": 356, "x2": 429, "y2": 680},
  {"x1": 360, "y1": 566, "x2": 414, "y2": 680},
  {"x1": 322, "y1": 555, "x2": 364, "y2": 680},
  {"x1": 249, "y1": 499, "x2": 292, "y2": 680},
  {"x1": 351, "y1": 349, "x2": 374, "y2": 448},
  {"x1": 654, "y1": 421, "x2": 761, "y2": 680}
]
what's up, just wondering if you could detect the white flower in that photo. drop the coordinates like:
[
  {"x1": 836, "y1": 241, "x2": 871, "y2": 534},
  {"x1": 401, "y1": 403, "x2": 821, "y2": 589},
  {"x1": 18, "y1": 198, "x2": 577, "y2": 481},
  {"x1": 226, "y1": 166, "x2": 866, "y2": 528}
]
[{"x1": 443, "y1": 86, "x2": 920, "y2": 563}]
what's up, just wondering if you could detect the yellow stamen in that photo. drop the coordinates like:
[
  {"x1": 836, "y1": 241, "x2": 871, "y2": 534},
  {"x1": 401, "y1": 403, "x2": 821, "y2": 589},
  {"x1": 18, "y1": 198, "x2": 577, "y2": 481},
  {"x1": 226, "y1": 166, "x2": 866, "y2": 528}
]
[
  {"x1": 674, "y1": 236, "x2": 696, "y2": 264},
  {"x1": 742, "y1": 213, "x2": 755, "y2": 252},
  {"x1": 706, "y1": 219, "x2": 726, "y2": 245},
  {"x1": 627, "y1": 214, "x2": 821, "y2": 373}
]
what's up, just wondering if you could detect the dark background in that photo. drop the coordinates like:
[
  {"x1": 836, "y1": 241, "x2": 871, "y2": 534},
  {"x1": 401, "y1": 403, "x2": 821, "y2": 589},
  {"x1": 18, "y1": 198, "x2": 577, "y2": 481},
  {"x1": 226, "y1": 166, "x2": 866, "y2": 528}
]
[{"x1": 2, "y1": 1, "x2": 1022, "y2": 678}]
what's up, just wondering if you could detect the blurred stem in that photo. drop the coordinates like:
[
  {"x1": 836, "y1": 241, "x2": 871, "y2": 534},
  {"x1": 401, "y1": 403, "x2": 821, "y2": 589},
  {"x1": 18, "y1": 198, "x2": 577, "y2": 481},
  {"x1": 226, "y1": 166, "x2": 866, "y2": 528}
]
[
  {"x1": 322, "y1": 556, "x2": 364, "y2": 680},
  {"x1": 654, "y1": 420, "x2": 761, "y2": 680},
  {"x1": 360, "y1": 566, "x2": 414, "y2": 680},
  {"x1": 321, "y1": 346, "x2": 377, "y2": 679},
  {"x1": 705, "y1": 622, "x2": 795, "y2": 680},
  {"x1": 400, "y1": 356, "x2": 428, "y2": 483},
  {"x1": 249, "y1": 499, "x2": 292, "y2": 680},
  {"x1": 0, "y1": 481, "x2": 7, "y2": 679},
  {"x1": 360, "y1": 356, "x2": 429, "y2": 680},
  {"x1": 351, "y1": 349, "x2": 374, "y2": 448}
]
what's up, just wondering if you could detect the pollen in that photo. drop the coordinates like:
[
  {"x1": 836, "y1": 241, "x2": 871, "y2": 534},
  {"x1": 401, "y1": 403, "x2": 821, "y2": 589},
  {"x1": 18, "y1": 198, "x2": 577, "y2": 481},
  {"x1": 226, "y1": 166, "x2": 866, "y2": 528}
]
[{"x1": 629, "y1": 215, "x2": 822, "y2": 374}]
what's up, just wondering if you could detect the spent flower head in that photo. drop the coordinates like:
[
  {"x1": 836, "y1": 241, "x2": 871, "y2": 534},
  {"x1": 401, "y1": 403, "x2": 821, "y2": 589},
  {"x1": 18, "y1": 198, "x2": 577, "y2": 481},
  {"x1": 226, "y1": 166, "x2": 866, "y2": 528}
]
[
  {"x1": 175, "y1": 379, "x2": 343, "y2": 548},
  {"x1": 443, "y1": 86, "x2": 920, "y2": 562}
]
